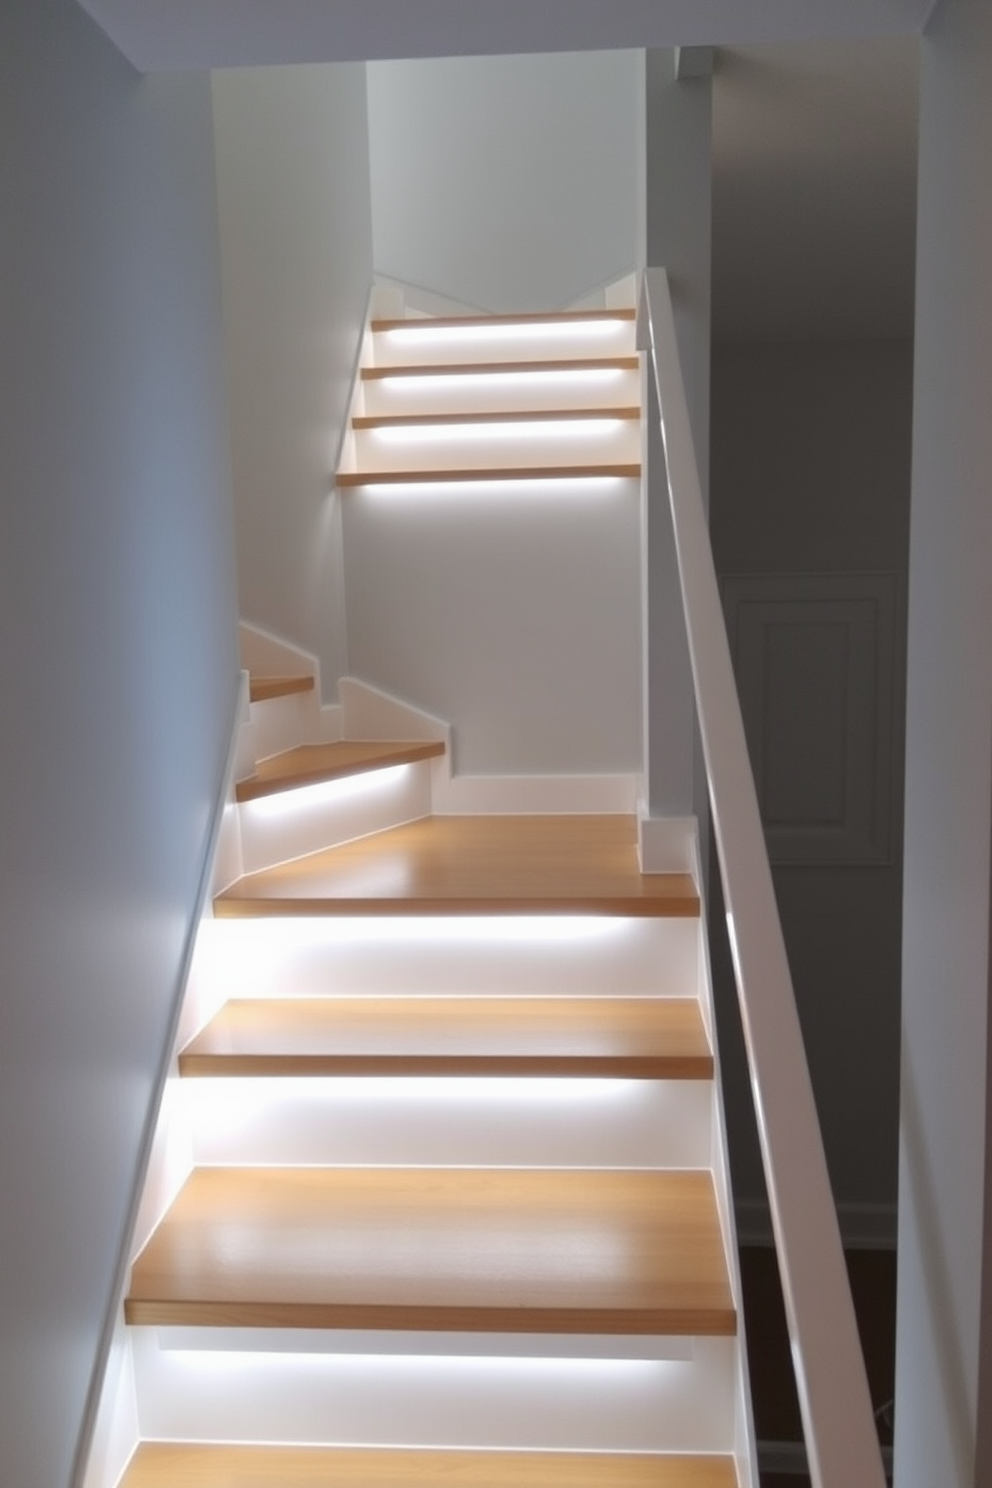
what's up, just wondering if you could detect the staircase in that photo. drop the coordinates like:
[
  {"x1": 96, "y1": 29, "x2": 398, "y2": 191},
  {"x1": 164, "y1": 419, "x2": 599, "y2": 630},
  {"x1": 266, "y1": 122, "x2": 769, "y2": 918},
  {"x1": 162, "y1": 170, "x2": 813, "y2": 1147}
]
[{"x1": 102, "y1": 303, "x2": 755, "y2": 1488}]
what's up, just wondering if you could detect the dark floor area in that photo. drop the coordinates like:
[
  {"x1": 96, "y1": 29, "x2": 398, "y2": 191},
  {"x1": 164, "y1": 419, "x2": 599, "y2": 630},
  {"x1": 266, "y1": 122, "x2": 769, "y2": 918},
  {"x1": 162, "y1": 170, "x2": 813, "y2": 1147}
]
[{"x1": 740, "y1": 1245, "x2": 896, "y2": 1484}]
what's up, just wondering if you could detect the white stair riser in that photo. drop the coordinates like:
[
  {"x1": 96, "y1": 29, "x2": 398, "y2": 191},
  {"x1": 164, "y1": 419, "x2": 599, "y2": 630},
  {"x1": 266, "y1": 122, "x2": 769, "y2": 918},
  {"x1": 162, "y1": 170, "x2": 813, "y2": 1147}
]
[
  {"x1": 361, "y1": 367, "x2": 641, "y2": 420},
  {"x1": 237, "y1": 760, "x2": 433, "y2": 875},
  {"x1": 188, "y1": 917, "x2": 700, "y2": 1007},
  {"x1": 131, "y1": 1330, "x2": 738, "y2": 1453},
  {"x1": 184, "y1": 1077, "x2": 713, "y2": 1170},
  {"x1": 352, "y1": 420, "x2": 640, "y2": 475},
  {"x1": 370, "y1": 322, "x2": 635, "y2": 369},
  {"x1": 250, "y1": 692, "x2": 314, "y2": 761}
]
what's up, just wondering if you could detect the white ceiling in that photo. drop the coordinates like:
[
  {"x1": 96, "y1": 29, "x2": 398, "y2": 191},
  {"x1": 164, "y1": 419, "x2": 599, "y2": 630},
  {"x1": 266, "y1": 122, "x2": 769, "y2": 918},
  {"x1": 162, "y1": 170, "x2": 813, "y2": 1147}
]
[{"x1": 76, "y1": 0, "x2": 934, "y2": 72}]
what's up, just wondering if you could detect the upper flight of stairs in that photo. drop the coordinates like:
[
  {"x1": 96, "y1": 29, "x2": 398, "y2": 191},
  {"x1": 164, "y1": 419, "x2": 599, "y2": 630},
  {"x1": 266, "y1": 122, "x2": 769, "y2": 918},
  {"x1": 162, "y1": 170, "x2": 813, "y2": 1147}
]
[
  {"x1": 105, "y1": 302, "x2": 753, "y2": 1488},
  {"x1": 336, "y1": 306, "x2": 642, "y2": 489}
]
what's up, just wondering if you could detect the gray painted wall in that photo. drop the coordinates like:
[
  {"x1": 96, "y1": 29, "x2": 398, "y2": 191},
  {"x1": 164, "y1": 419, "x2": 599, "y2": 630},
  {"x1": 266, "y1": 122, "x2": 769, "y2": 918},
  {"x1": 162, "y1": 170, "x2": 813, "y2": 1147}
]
[
  {"x1": 710, "y1": 341, "x2": 913, "y2": 1230},
  {"x1": 212, "y1": 65, "x2": 375, "y2": 696},
  {"x1": 896, "y1": 0, "x2": 992, "y2": 1481},
  {"x1": 366, "y1": 51, "x2": 644, "y2": 312},
  {"x1": 0, "y1": 4, "x2": 239, "y2": 1487}
]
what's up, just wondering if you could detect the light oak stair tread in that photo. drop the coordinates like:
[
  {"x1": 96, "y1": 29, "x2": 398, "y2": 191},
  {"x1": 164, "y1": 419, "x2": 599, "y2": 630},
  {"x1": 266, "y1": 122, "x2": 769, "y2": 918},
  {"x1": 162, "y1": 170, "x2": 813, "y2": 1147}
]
[
  {"x1": 248, "y1": 674, "x2": 315, "y2": 702},
  {"x1": 361, "y1": 357, "x2": 639, "y2": 380},
  {"x1": 372, "y1": 308, "x2": 637, "y2": 331},
  {"x1": 214, "y1": 815, "x2": 700, "y2": 919},
  {"x1": 235, "y1": 740, "x2": 445, "y2": 803},
  {"x1": 120, "y1": 1442, "x2": 736, "y2": 1487},
  {"x1": 353, "y1": 406, "x2": 641, "y2": 429},
  {"x1": 125, "y1": 1166, "x2": 735, "y2": 1335},
  {"x1": 179, "y1": 997, "x2": 714, "y2": 1079},
  {"x1": 338, "y1": 463, "x2": 641, "y2": 486}
]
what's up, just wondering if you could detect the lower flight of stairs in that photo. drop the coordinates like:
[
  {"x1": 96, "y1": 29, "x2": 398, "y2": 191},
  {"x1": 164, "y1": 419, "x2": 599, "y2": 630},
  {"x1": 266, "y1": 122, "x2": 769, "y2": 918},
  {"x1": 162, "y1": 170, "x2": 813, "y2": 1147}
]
[{"x1": 104, "y1": 295, "x2": 753, "y2": 1486}]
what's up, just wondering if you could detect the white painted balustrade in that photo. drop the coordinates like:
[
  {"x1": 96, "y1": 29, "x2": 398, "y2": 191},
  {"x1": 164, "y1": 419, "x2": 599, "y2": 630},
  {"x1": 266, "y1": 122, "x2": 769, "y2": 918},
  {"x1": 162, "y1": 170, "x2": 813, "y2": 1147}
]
[{"x1": 639, "y1": 267, "x2": 887, "y2": 1488}]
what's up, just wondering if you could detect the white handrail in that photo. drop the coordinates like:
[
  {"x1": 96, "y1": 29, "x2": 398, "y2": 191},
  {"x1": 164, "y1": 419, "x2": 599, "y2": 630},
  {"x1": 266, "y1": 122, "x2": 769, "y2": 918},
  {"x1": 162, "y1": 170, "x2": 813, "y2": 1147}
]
[{"x1": 640, "y1": 267, "x2": 886, "y2": 1488}]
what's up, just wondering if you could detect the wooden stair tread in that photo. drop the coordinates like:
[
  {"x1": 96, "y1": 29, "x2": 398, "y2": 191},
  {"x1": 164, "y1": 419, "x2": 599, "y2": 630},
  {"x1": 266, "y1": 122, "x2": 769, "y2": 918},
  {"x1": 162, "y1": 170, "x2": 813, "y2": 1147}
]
[
  {"x1": 338, "y1": 463, "x2": 641, "y2": 487},
  {"x1": 353, "y1": 406, "x2": 641, "y2": 429},
  {"x1": 248, "y1": 674, "x2": 315, "y2": 703},
  {"x1": 125, "y1": 1166, "x2": 735, "y2": 1335},
  {"x1": 372, "y1": 308, "x2": 637, "y2": 331},
  {"x1": 179, "y1": 997, "x2": 714, "y2": 1079},
  {"x1": 120, "y1": 1442, "x2": 736, "y2": 1487},
  {"x1": 361, "y1": 357, "x2": 639, "y2": 380},
  {"x1": 213, "y1": 815, "x2": 700, "y2": 919},
  {"x1": 236, "y1": 739, "x2": 445, "y2": 803}
]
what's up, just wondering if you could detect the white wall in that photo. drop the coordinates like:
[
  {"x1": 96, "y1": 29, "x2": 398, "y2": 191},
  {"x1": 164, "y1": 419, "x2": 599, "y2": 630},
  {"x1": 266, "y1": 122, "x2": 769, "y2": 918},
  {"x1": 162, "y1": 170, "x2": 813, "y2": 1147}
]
[
  {"x1": 0, "y1": 4, "x2": 240, "y2": 1487},
  {"x1": 212, "y1": 65, "x2": 375, "y2": 696},
  {"x1": 710, "y1": 341, "x2": 913, "y2": 1236},
  {"x1": 895, "y1": 0, "x2": 992, "y2": 1481},
  {"x1": 366, "y1": 51, "x2": 644, "y2": 312},
  {"x1": 342, "y1": 486, "x2": 643, "y2": 776}
]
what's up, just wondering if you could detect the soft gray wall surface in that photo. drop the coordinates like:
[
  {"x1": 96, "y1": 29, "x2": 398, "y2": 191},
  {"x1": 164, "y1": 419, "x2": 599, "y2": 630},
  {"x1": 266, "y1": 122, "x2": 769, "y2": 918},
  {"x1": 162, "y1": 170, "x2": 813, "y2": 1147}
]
[
  {"x1": 212, "y1": 65, "x2": 374, "y2": 694},
  {"x1": 343, "y1": 487, "x2": 643, "y2": 775},
  {"x1": 710, "y1": 341, "x2": 913, "y2": 1230},
  {"x1": 896, "y1": 0, "x2": 992, "y2": 1481},
  {"x1": 367, "y1": 51, "x2": 643, "y2": 311},
  {"x1": 0, "y1": 4, "x2": 239, "y2": 1486}
]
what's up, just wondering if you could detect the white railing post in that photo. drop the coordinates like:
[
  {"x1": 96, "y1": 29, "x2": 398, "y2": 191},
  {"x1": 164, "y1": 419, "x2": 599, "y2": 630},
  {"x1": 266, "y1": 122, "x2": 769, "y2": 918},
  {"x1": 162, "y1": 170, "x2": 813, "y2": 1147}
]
[{"x1": 641, "y1": 267, "x2": 887, "y2": 1488}]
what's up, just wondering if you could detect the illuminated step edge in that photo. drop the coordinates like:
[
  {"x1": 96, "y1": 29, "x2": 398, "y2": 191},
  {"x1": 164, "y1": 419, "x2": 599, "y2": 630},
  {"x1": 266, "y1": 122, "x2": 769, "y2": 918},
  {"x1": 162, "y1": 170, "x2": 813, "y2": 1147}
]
[
  {"x1": 362, "y1": 357, "x2": 639, "y2": 380},
  {"x1": 353, "y1": 406, "x2": 641, "y2": 429},
  {"x1": 147, "y1": 1328, "x2": 696, "y2": 1360},
  {"x1": 128, "y1": 1331, "x2": 740, "y2": 1453},
  {"x1": 178, "y1": 1076, "x2": 714, "y2": 1171},
  {"x1": 371, "y1": 309, "x2": 637, "y2": 330},
  {"x1": 236, "y1": 759, "x2": 434, "y2": 877},
  {"x1": 337, "y1": 464, "x2": 641, "y2": 488},
  {"x1": 236, "y1": 740, "x2": 445, "y2": 804}
]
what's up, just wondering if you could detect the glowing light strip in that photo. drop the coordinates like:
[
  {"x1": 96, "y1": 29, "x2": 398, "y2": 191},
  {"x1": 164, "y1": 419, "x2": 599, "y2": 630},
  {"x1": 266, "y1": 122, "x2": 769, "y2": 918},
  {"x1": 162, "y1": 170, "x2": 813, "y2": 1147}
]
[
  {"x1": 381, "y1": 320, "x2": 629, "y2": 347},
  {"x1": 376, "y1": 368, "x2": 628, "y2": 390},
  {"x1": 207, "y1": 914, "x2": 639, "y2": 946},
  {"x1": 155, "y1": 1327, "x2": 693, "y2": 1361},
  {"x1": 243, "y1": 764, "x2": 410, "y2": 819},
  {"x1": 356, "y1": 477, "x2": 627, "y2": 499},
  {"x1": 370, "y1": 419, "x2": 624, "y2": 445}
]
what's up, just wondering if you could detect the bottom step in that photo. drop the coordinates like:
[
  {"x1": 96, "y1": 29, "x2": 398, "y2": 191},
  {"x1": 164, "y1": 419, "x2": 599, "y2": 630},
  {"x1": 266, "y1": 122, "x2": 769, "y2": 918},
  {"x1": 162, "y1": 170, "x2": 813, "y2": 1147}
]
[{"x1": 121, "y1": 1443, "x2": 738, "y2": 1486}]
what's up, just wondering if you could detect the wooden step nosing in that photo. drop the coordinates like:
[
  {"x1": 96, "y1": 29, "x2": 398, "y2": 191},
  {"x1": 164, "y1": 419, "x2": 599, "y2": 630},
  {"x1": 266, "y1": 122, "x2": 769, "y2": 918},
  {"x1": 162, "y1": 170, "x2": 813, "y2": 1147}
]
[
  {"x1": 123, "y1": 1297, "x2": 736, "y2": 1336},
  {"x1": 362, "y1": 356, "x2": 639, "y2": 380},
  {"x1": 337, "y1": 464, "x2": 641, "y2": 488},
  {"x1": 213, "y1": 894, "x2": 699, "y2": 919},
  {"x1": 371, "y1": 309, "x2": 637, "y2": 332},
  {"x1": 248, "y1": 674, "x2": 315, "y2": 702},
  {"x1": 235, "y1": 740, "x2": 445, "y2": 804},
  {"x1": 177, "y1": 1052, "x2": 715, "y2": 1079}
]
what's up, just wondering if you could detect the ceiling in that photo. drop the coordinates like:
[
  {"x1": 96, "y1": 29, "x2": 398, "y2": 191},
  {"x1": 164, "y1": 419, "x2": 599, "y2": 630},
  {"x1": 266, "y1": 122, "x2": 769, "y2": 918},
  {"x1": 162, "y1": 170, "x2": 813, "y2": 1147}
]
[{"x1": 76, "y1": 0, "x2": 934, "y2": 72}]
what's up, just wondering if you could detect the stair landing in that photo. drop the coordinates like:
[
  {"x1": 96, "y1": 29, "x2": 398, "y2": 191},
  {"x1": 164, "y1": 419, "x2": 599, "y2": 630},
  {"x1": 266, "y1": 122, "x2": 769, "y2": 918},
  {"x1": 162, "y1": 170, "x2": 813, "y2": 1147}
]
[{"x1": 214, "y1": 814, "x2": 699, "y2": 918}]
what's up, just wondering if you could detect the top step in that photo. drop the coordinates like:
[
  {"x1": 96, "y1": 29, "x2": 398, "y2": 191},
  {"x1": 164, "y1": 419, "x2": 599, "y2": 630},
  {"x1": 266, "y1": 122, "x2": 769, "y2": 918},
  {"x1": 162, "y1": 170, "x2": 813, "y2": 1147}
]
[{"x1": 371, "y1": 309, "x2": 637, "y2": 332}]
